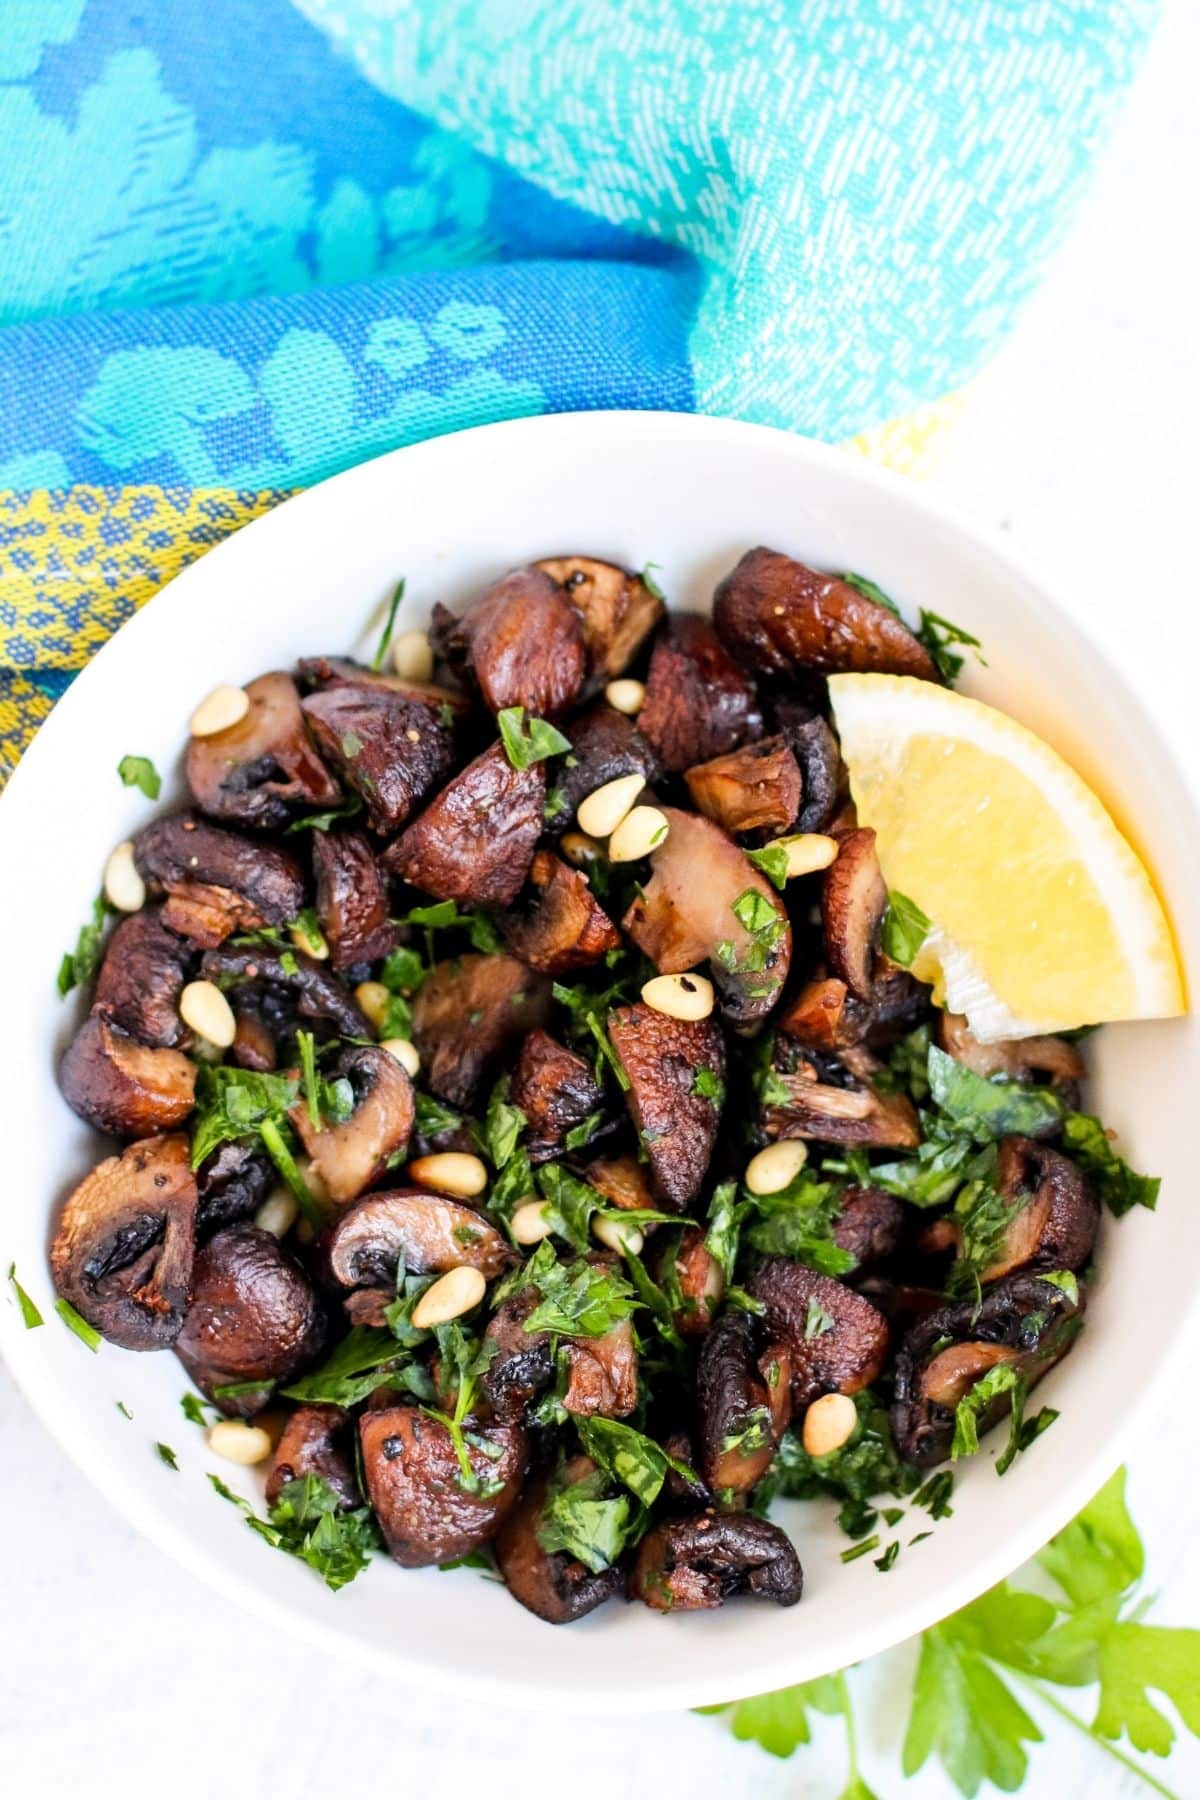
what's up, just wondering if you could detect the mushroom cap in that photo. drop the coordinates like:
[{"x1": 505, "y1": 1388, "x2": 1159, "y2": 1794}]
[
  {"x1": 175, "y1": 1224, "x2": 325, "y2": 1414},
  {"x1": 265, "y1": 1404, "x2": 360, "y2": 1510},
  {"x1": 311, "y1": 830, "x2": 396, "y2": 970},
  {"x1": 289, "y1": 1044, "x2": 415, "y2": 1205},
  {"x1": 607, "y1": 1001, "x2": 725, "y2": 1210},
  {"x1": 535, "y1": 555, "x2": 663, "y2": 684},
  {"x1": 636, "y1": 614, "x2": 762, "y2": 773},
  {"x1": 133, "y1": 813, "x2": 305, "y2": 947},
  {"x1": 185, "y1": 671, "x2": 340, "y2": 829},
  {"x1": 59, "y1": 1014, "x2": 196, "y2": 1140},
  {"x1": 696, "y1": 1308, "x2": 791, "y2": 1494},
  {"x1": 494, "y1": 1460, "x2": 625, "y2": 1624},
  {"x1": 748, "y1": 1259, "x2": 890, "y2": 1408},
  {"x1": 360, "y1": 1405, "x2": 528, "y2": 1567},
  {"x1": 325, "y1": 1186, "x2": 514, "y2": 1290},
  {"x1": 382, "y1": 741, "x2": 546, "y2": 909},
  {"x1": 430, "y1": 566, "x2": 587, "y2": 719},
  {"x1": 92, "y1": 905, "x2": 193, "y2": 1048},
  {"x1": 632, "y1": 1511, "x2": 803, "y2": 1611}
]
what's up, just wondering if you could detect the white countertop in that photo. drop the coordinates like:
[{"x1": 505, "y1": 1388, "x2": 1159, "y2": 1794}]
[{"x1": 3, "y1": 2, "x2": 1198, "y2": 1793}]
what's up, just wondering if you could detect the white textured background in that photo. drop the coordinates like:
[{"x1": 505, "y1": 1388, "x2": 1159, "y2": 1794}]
[{"x1": 3, "y1": 2, "x2": 1198, "y2": 1793}]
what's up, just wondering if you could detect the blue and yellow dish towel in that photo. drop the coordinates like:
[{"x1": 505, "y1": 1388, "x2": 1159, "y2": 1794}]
[{"x1": 0, "y1": 0, "x2": 1158, "y2": 781}]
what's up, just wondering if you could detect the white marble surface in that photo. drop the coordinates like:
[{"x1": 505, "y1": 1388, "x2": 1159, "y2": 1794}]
[{"x1": 3, "y1": 3, "x2": 1198, "y2": 1794}]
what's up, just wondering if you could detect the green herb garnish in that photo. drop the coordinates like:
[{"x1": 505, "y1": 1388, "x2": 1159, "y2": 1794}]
[
  {"x1": 117, "y1": 754, "x2": 161, "y2": 799},
  {"x1": 7, "y1": 1263, "x2": 43, "y2": 1329},
  {"x1": 497, "y1": 706, "x2": 571, "y2": 771},
  {"x1": 371, "y1": 577, "x2": 406, "y2": 672}
]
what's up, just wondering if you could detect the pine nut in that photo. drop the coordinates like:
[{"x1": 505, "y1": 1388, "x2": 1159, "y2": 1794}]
[
  {"x1": 180, "y1": 979, "x2": 236, "y2": 1048},
  {"x1": 605, "y1": 678, "x2": 646, "y2": 716},
  {"x1": 745, "y1": 1139, "x2": 809, "y2": 1195},
  {"x1": 103, "y1": 841, "x2": 145, "y2": 913},
  {"x1": 391, "y1": 628, "x2": 434, "y2": 683},
  {"x1": 190, "y1": 683, "x2": 250, "y2": 738},
  {"x1": 408, "y1": 1152, "x2": 488, "y2": 1199},
  {"x1": 641, "y1": 971, "x2": 714, "y2": 1022},
  {"x1": 609, "y1": 805, "x2": 669, "y2": 864},
  {"x1": 254, "y1": 1188, "x2": 299, "y2": 1238},
  {"x1": 290, "y1": 918, "x2": 328, "y2": 960},
  {"x1": 560, "y1": 830, "x2": 605, "y2": 870},
  {"x1": 802, "y1": 1393, "x2": 858, "y2": 1458},
  {"x1": 577, "y1": 772, "x2": 645, "y2": 839},
  {"x1": 412, "y1": 1265, "x2": 487, "y2": 1329},
  {"x1": 208, "y1": 1420, "x2": 273, "y2": 1465},
  {"x1": 511, "y1": 1200, "x2": 554, "y2": 1245},
  {"x1": 380, "y1": 1037, "x2": 420, "y2": 1077},
  {"x1": 593, "y1": 1214, "x2": 644, "y2": 1256},
  {"x1": 355, "y1": 980, "x2": 390, "y2": 1033},
  {"x1": 764, "y1": 833, "x2": 840, "y2": 879}
]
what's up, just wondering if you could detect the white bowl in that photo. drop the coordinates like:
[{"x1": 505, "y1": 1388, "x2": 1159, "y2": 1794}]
[{"x1": 1, "y1": 411, "x2": 1195, "y2": 1713}]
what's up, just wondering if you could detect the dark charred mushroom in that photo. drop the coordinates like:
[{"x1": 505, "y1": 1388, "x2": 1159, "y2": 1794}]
[
  {"x1": 494, "y1": 1459, "x2": 625, "y2": 1623},
  {"x1": 231, "y1": 994, "x2": 278, "y2": 1072},
  {"x1": 300, "y1": 680, "x2": 457, "y2": 834},
  {"x1": 59, "y1": 1015, "x2": 196, "y2": 1139},
  {"x1": 325, "y1": 1188, "x2": 514, "y2": 1296},
  {"x1": 201, "y1": 944, "x2": 368, "y2": 1047},
  {"x1": 696, "y1": 1309, "x2": 791, "y2": 1496},
  {"x1": 773, "y1": 701, "x2": 845, "y2": 834},
  {"x1": 760, "y1": 1051, "x2": 920, "y2": 1149},
  {"x1": 186, "y1": 672, "x2": 340, "y2": 829},
  {"x1": 509, "y1": 1029, "x2": 603, "y2": 1162},
  {"x1": 195, "y1": 1141, "x2": 274, "y2": 1237},
  {"x1": 823, "y1": 829, "x2": 887, "y2": 1001},
  {"x1": 297, "y1": 654, "x2": 470, "y2": 718},
  {"x1": 430, "y1": 566, "x2": 586, "y2": 718},
  {"x1": 977, "y1": 1137, "x2": 1098, "y2": 1282},
  {"x1": 359, "y1": 1405, "x2": 528, "y2": 1567},
  {"x1": 481, "y1": 1291, "x2": 556, "y2": 1422},
  {"x1": 383, "y1": 740, "x2": 544, "y2": 908},
  {"x1": 175, "y1": 1223, "x2": 325, "y2": 1414},
  {"x1": 289, "y1": 1044, "x2": 414, "y2": 1204},
  {"x1": 563, "y1": 1318, "x2": 639, "y2": 1419},
  {"x1": 535, "y1": 556, "x2": 664, "y2": 681},
  {"x1": 133, "y1": 814, "x2": 305, "y2": 949},
  {"x1": 666, "y1": 1225, "x2": 725, "y2": 1336},
  {"x1": 636, "y1": 614, "x2": 762, "y2": 772},
  {"x1": 265, "y1": 1403, "x2": 361, "y2": 1510},
  {"x1": 410, "y1": 953, "x2": 549, "y2": 1108},
  {"x1": 92, "y1": 906, "x2": 192, "y2": 1047},
  {"x1": 50, "y1": 1133, "x2": 198, "y2": 1350},
  {"x1": 713, "y1": 547, "x2": 937, "y2": 680},
  {"x1": 542, "y1": 704, "x2": 660, "y2": 836},
  {"x1": 684, "y1": 737, "x2": 803, "y2": 837},
  {"x1": 938, "y1": 1013, "x2": 1085, "y2": 1106},
  {"x1": 622, "y1": 808, "x2": 791, "y2": 1025},
  {"x1": 748, "y1": 1259, "x2": 890, "y2": 1408},
  {"x1": 831, "y1": 1187, "x2": 906, "y2": 1276},
  {"x1": 500, "y1": 851, "x2": 621, "y2": 975},
  {"x1": 311, "y1": 831, "x2": 396, "y2": 970},
  {"x1": 607, "y1": 1002, "x2": 725, "y2": 1210},
  {"x1": 632, "y1": 1512, "x2": 803, "y2": 1611},
  {"x1": 891, "y1": 1272, "x2": 1086, "y2": 1467},
  {"x1": 777, "y1": 977, "x2": 872, "y2": 1053}
]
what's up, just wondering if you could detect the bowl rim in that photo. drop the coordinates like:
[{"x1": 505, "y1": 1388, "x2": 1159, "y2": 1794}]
[{"x1": 2, "y1": 407, "x2": 1196, "y2": 1714}]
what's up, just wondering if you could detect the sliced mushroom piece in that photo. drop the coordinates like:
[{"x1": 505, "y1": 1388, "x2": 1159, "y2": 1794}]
[
  {"x1": 289, "y1": 1044, "x2": 414, "y2": 1204},
  {"x1": 535, "y1": 556, "x2": 664, "y2": 681},
  {"x1": 410, "y1": 953, "x2": 550, "y2": 1109},
  {"x1": 542, "y1": 703, "x2": 660, "y2": 837},
  {"x1": 481, "y1": 1290, "x2": 556, "y2": 1423},
  {"x1": 59, "y1": 1015, "x2": 196, "y2": 1139},
  {"x1": 311, "y1": 830, "x2": 396, "y2": 970},
  {"x1": 684, "y1": 737, "x2": 803, "y2": 837},
  {"x1": 563, "y1": 1318, "x2": 639, "y2": 1419},
  {"x1": 697, "y1": 1309, "x2": 791, "y2": 1497},
  {"x1": 938, "y1": 1012, "x2": 1084, "y2": 1105},
  {"x1": 300, "y1": 680, "x2": 458, "y2": 834},
  {"x1": 296, "y1": 654, "x2": 471, "y2": 718},
  {"x1": 429, "y1": 566, "x2": 587, "y2": 718},
  {"x1": 175, "y1": 1224, "x2": 325, "y2": 1416},
  {"x1": 360, "y1": 1405, "x2": 528, "y2": 1567},
  {"x1": 494, "y1": 1459, "x2": 626, "y2": 1624},
  {"x1": 231, "y1": 994, "x2": 279, "y2": 1072},
  {"x1": 383, "y1": 740, "x2": 544, "y2": 908},
  {"x1": 509, "y1": 1029, "x2": 604, "y2": 1162},
  {"x1": 196, "y1": 1141, "x2": 274, "y2": 1238},
  {"x1": 200, "y1": 945, "x2": 368, "y2": 1040},
  {"x1": 133, "y1": 814, "x2": 305, "y2": 949},
  {"x1": 583, "y1": 1153, "x2": 655, "y2": 1213},
  {"x1": 632, "y1": 1512, "x2": 803, "y2": 1611},
  {"x1": 891, "y1": 1271, "x2": 1086, "y2": 1466},
  {"x1": 325, "y1": 1187, "x2": 514, "y2": 1294},
  {"x1": 607, "y1": 1002, "x2": 725, "y2": 1211},
  {"x1": 777, "y1": 977, "x2": 872, "y2": 1052},
  {"x1": 831, "y1": 1186, "x2": 906, "y2": 1276},
  {"x1": 265, "y1": 1404, "x2": 360, "y2": 1510},
  {"x1": 666, "y1": 1225, "x2": 725, "y2": 1336},
  {"x1": 979, "y1": 1137, "x2": 1098, "y2": 1282},
  {"x1": 50, "y1": 1133, "x2": 198, "y2": 1351},
  {"x1": 748, "y1": 1259, "x2": 890, "y2": 1409},
  {"x1": 773, "y1": 701, "x2": 845, "y2": 834},
  {"x1": 500, "y1": 851, "x2": 621, "y2": 975},
  {"x1": 823, "y1": 828, "x2": 887, "y2": 1001},
  {"x1": 761, "y1": 1063, "x2": 920, "y2": 1148},
  {"x1": 622, "y1": 807, "x2": 791, "y2": 1025},
  {"x1": 92, "y1": 906, "x2": 193, "y2": 1048},
  {"x1": 186, "y1": 672, "x2": 341, "y2": 829},
  {"x1": 636, "y1": 614, "x2": 762, "y2": 773},
  {"x1": 713, "y1": 547, "x2": 937, "y2": 680}
]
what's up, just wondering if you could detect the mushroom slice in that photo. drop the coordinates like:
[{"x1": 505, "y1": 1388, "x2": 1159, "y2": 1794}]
[
  {"x1": 542, "y1": 703, "x2": 660, "y2": 837},
  {"x1": 773, "y1": 701, "x2": 845, "y2": 834},
  {"x1": 500, "y1": 851, "x2": 620, "y2": 975},
  {"x1": 430, "y1": 566, "x2": 586, "y2": 718},
  {"x1": 196, "y1": 1141, "x2": 274, "y2": 1238},
  {"x1": 563, "y1": 1318, "x2": 639, "y2": 1419},
  {"x1": 622, "y1": 807, "x2": 791, "y2": 1025},
  {"x1": 632, "y1": 1512, "x2": 803, "y2": 1611},
  {"x1": 713, "y1": 547, "x2": 937, "y2": 680},
  {"x1": 777, "y1": 977, "x2": 872, "y2": 1053},
  {"x1": 636, "y1": 614, "x2": 762, "y2": 772},
  {"x1": 186, "y1": 672, "x2": 340, "y2": 829},
  {"x1": 536, "y1": 556, "x2": 664, "y2": 681},
  {"x1": 583, "y1": 1153, "x2": 655, "y2": 1213},
  {"x1": 823, "y1": 828, "x2": 887, "y2": 1001},
  {"x1": 265, "y1": 1404, "x2": 360, "y2": 1510},
  {"x1": 92, "y1": 906, "x2": 192, "y2": 1048},
  {"x1": 297, "y1": 654, "x2": 471, "y2": 718},
  {"x1": 509, "y1": 1029, "x2": 603, "y2": 1162},
  {"x1": 326, "y1": 1187, "x2": 514, "y2": 1292},
  {"x1": 748, "y1": 1259, "x2": 890, "y2": 1408},
  {"x1": 938, "y1": 1012, "x2": 1085, "y2": 1099},
  {"x1": 59, "y1": 1015, "x2": 196, "y2": 1139},
  {"x1": 696, "y1": 1309, "x2": 791, "y2": 1496},
  {"x1": 289, "y1": 1044, "x2": 414, "y2": 1204},
  {"x1": 494, "y1": 1459, "x2": 625, "y2": 1624},
  {"x1": 175, "y1": 1224, "x2": 325, "y2": 1415},
  {"x1": 200, "y1": 945, "x2": 368, "y2": 1042},
  {"x1": 891, "y1": 1271, "x2": 1086, "y2": 1466},
  {"x1": 481, "y1": 1290, "x2": 556, "y2": 1422},
  {"x1": 762, "y1": 1065, "x2": 920, "y2": 1148},
  {"x1": 831, "y1": 1186, "x2": 906, "y2": 1276},
  {"x1": 667, "y1": 1225, "x2": 725, "y2": 1336},
  {"x1": 684, "y1": 736, "x2": 803, "y2": 837},
  {"x1": 133, "y1": 814, "x2": 305, "y2": 949},
  {"x1": 979, "y1": 1137, "x2": 1098, "y2": 1283},
  {"x1": 300, "y1": 680, "x2": 457, "y2": 834},
  {"x1": 311, "y1": 830, "x2": 396, "y2": 970},
  {"x1": 383, "y1": 741, "x2": 544, "y2": 908},
  {"x1": 360, "y1": 1405, "x2": 528, "y2": 1567},
  {"x1": 50, "y1": 1134, "x2": 198, "y2": 1351},
  {"x1": 411, "y1": 953, "x2": 550, "y2": 1109},
  {"x1": 607, "y1": 1002, "x2": 725, "y2": 1211}
]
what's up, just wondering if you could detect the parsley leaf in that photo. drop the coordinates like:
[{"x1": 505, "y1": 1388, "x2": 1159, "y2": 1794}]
[
  {"x1": 117, "y1": 754, "x2": 161, "y2": 800},
  {"x1": 513, "y1": 1240, "x2": 638, "y2": 1338},
  {"x1": 282, "y1": 792, "x2": 366, "y2": 835},
  {"x1": 951, "y1": 1363, "x2": 1021, "y2": 1460},
  {"x1": 156, "y1": 1442, "x2": 179, "y2": 1471},
  {"x1": 497, "y1": 705, "x2": 571, "y2": 771},
  {"x1": 54, "y1": 1297, "x2": 101, "y2": 1351},
  {"x1": 927, "y1": 1045, "x2": 1065, "y2": 1140},
  {"x1": 7, "y1": 1263, "x2": 43, "y2": 1329},
  {"x1": 576, "y1": 1416, "x2": 693, "y2": 1506},
  {"x1": 744, "y1": 1167, "x2": 855, "y2": 1277},
  {"x1": 640, "y1": 562, "x2": 667, "y2": 602},
  {"x1": 181, "y1": 1392, "x2": 211, "y2": 1426},
  {"x1": 880, "y1": 890, "x2": 931, "y2": 966},
  {"x1": 282, "y1": 1325, "x2": 408, "y2": 1407},
  {"x1": 745, "y1": 841, "x2": 791, "y2": 892},
  {"x1": 481, "y1": 1075, "x2": 525, "y2": 1171},
  {"x1": 1062, "y1": 1112, "x2": 1159, "y2": 1217},
  {"x1": 917, "y1": 609, "x2": 985, "y2": 684},
  {"x1": 371, "y1": 576, "x2": 406, "y2": 672},
  {"x1": 57, "y1": 893, "x2": 111, "y2": 997},
  {"x1": 189, "y1": 1065, "x2": 300, "y2": 1169},
  {"x1": 537, "y1": 1463, "x2": 639, "y2": 1573}
]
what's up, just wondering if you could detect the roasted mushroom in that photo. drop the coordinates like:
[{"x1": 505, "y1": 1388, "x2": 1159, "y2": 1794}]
[
  {"x1": 831, "y1": 1186, "x2": 906, "y2": 1276},
  {"x1": 823, "y1": 829, "x2": 887, "y2": 1001},
  {"x1": 696, "y1": 1309, "x2": 791, "y2": 1496},
  {"x1": 325, "y1": 1188, "x2": 514, "y2": 1303},
  {"x1": 265, "y1": 1403, "x2": 360, "y2": 1510},
  {"x1": 632, "y1": 1512, "x2": 803, "y2": 1611},
  {"x1": 773, "y1": 700, "x2": 844, "y2": 834},
  {"x1": 359, "y1": 1405, "x2": 528, "y2": 1567},
  {"x1": 938, "y1": 1013, "x2": 1085, "y2": 1107},
  {"x1": 977, "y1": 1137, "x2": 1098, "y2": 1283},
  {"x1": 186, "y1": 672, "x2": 340, "y2": 829},
  {"x1": 480, "y1": 1288, "x2": 638, "y2": 1422},
  {"x1": 509, "y1": 1029, "x2": 603, "y2": 1162},
  {"x1": 195, "y1": 1141, "x2": 274, "y2": 1237},
  {"x1": 200, "y1": 944, "x2": 368, "y2": 1041},
  {"x1": 175, "y1": 1223, "x2": 325, "y2": 1414},
  {"x1": 713, "y1": 547, "x2": 937, "y2": 680},
  {"x1": 92, "y1": 906, "x2": 192, "y2": 1047},
  {"x1": 133, "y1": 814, "x2": 305, "y2": 949},
  {"x1": 684, "y1": 737, "x2": 803, "y2": 837},
  {"x1": 500, "y1": 851, "x2": 621, "y2": 975},
  {"x1": 289, "y1": 1044, "x2": 414, "y2": 1203},
  {"x1": 311, "y1": 831, "x2": 396, "y2": 970},
  {"x1": 637, "y1": 615, "x2": 762, "y2": 772},
  {"x1": 494, "y1": 1458, "x2": 625, "y2": 1623},
  {"x1": 410, "y1": 953, "x2": 549, "y2": 1108},
  {"x1": 50, "y1": 1133, "x2": 198, "y2": 1350},
  {"x1": 777, "y1": 977, "x2": 872, "y2": 1053},
  {"x1": 666, "y1": 1225, "x2": 725, "y2": 1336},
  {"x1": 300, "y1": 680, "x2": 457, "y2": 834},
  {"x1": 748, "y1": 1259, "x2": 890, "y2": 1408},
  {"x1": 562, "y1": 1318, "x2": 639, "y2": 1419},
  {"x1": 607, "y1": 1002, "x2": 725, "y2": 1210},
  {"x1": 583, "y1": 1153, "x2": 655, "y2": 1214},
  {"x1": 59, "y1": 1015, "x2": 196, "y2": 1139},
  {"x1": 430, "y1": 566, "x2": 587, "y2": 718},
  {"x1": 542, "y1": 703, "x2": 660, "y2": 836},
  {"x1": 383, "y1": 740, "x2": 545, "y2": 908},
  {"x1": 297, "y1": 654, "x2": 470, "y2": 718},
  {"x1": 761, "y1": 1054, "x2": 920, "y2": 1149},
  {"x1": 536, "y1": 556, "x2": 664, "y2": 682}
]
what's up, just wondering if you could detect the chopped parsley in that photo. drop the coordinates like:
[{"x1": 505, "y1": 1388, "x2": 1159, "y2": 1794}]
[
  {"x1": 54, "y1": 1298, "x2": 101, "y2": 1352},
  {"x1": 371, "y1": 576, "x2": 406, "y2": 672},
  {"x1": 7, "y1": 1263, "x2": 43, "y2": 1329},
  {"x1": 880, "y1": 890, "x2": 931, "y2": 967},
  {"x1": 497, "y1": 705, "x2": 571, "y2": 771},
  {"x1": 57, "y1": 893, "x2": 112, "y2": 998},
  {"x1": 117, "y1": 754, "x2": 161, "y2": 800},
  {"x1": 156, "y1": 1442, "x2": 179, "y2": 1471},
  {"x1": 1062, "y1": 1112, "x2": 1159, "y2": 1217}
]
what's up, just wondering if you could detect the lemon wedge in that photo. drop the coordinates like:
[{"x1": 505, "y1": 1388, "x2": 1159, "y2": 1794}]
[{"x1": 828, "y1": 674, "x2": 1184, "y2": 1042}]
